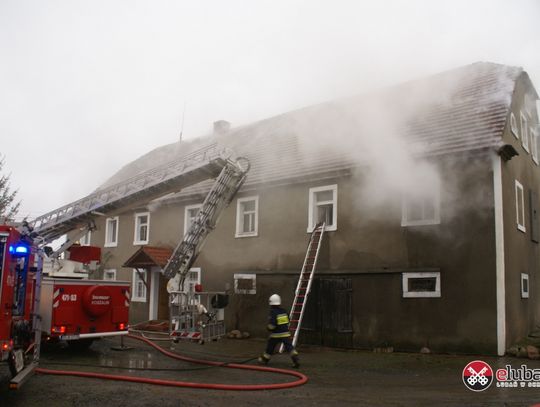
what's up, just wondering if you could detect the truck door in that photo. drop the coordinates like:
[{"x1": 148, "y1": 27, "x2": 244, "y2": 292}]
[{"x1": 0, "y1": 234, "x2": 9, "y2": 341}]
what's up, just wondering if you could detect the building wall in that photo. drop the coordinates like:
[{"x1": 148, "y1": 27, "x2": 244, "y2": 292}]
[
  {"x1": 89, "y1": 151, "x2": 500, "y2": 353},
  {"x1": 219, "y1": 156, "x2": 499, "y2": 354},
  {"x1": 500, "y1": 73, "x2": 540, "y2": 348}
]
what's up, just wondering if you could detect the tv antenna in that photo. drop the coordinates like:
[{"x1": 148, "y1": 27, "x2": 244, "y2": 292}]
[{"x1": 179, "y1": 102, "x2": 186, "y2": 142}]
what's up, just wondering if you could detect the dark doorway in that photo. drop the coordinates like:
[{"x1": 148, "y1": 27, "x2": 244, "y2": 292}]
[
  {"x1": 300, "y1": 277, "x2": 353, "y2": 348},
  {"x1": 158, "y1": 275, "x2": 169, "y2": 320}
]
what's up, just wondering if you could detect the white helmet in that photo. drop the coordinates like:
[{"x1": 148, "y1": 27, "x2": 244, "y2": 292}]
[{"x1": 269, "y1": 294, "x2": 281, "y2": 305}]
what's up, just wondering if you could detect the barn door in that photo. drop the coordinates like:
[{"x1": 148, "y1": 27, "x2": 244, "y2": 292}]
[{"x1": 300, "y1": 277, "x2": 353, "y2": 348}]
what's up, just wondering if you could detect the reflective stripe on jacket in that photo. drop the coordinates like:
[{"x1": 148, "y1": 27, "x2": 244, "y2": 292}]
[{"x1": 268, "y1": 306, "x2": 291, "y2": 338}]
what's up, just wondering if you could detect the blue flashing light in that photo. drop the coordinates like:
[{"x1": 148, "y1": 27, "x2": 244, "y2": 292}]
[{"x1": 9, "y1": 244, "x2": 29, "y2": 256}]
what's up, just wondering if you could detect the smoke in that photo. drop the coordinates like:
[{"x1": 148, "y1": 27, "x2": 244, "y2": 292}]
[{"x1": 97, "y1": 62, "x2": 520, "y2": 229}]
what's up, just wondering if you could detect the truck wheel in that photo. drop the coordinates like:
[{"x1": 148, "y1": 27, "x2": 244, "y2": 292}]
[
  {"x1": 8, "y1": 349, "x2": 25, "y2": 378},
  {"x1": 67, "y1": 338, "x2": 94, "y2": 351}
]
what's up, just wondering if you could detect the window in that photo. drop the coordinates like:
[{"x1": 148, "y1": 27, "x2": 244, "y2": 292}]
[
  {"x1": 234, "y1": 273, "x2": 256, "y2": 294},
  {"x1": 182, "y1": 268, "x2": 201, "y2": 294},
  {"x1": 531, "y1": 128, "x2": 538, "y2": 165},
  {"x1": 510, "y1": 112, "x2": 519, "y2": 139},
  {"x1": 521, "y1": 273, "x2": 530, "y2": 299},
  {"x1": 235, "y1": 196, "x2": 259, "y2": 237},
  {"x1": 133, "y1": 212, "x2": 150, "y2": 245},
  {"x1": 308, "y1": 185, "x2": 337, "y2": 232},
  {"x1": 521, "y1": 112, "x2": 529, "y2": 152},
  {"x1": 132, "y1": 269, "x2": 147, "y2": 302},
  {"x1": 401, "y1": 183, "x2": 441, "y2": 226},
  {"x1": 184, "y1": 204, "x2": 202, "y2": 235},
  {"x1": 105, "y1": 217, "x2": 119, "y2": 247},
  {"x1": 516, "y1": 180, "x2": 526, "y2": 233},
  {"x1": 103, "y1": 269, "x2": 116, "y2": 281},
  {"x1": 79, "y1": 231, "x2": 91, "y2": 246},
  {"x1": 402, "y1": 272, "x2": 441, "y2": 298}
]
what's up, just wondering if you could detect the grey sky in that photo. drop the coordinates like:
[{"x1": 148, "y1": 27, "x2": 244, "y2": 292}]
[{"x1": 1, "y1": 0, "x2": 539, "y2": 221}]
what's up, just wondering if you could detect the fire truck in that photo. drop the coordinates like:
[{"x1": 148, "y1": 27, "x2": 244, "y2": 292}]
[
  {"x1": 2, "y1": 143, "x2": 249, "y2": 388},
  {"x1": 0, "y1": 224, "x2": 130, "y2": 377}
]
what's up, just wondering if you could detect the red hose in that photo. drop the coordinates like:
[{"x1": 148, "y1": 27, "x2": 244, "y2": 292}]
[{"x1": 35, "y1": 334, "x2": 308, "y2": 391}]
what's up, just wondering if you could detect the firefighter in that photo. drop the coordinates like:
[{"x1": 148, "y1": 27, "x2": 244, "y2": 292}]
[{"x1": 258, "y1": 294, "x2": 300, "y2": 368}]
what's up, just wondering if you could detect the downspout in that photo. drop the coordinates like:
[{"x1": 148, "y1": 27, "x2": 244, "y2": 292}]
[{"x1": 492, "y1": 153, "x2": 506, "y2": 356}]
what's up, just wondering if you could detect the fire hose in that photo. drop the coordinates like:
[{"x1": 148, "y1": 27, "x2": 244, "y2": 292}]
[{"x1": 35, "y1": 334, "x2": 308, "y2": 390}]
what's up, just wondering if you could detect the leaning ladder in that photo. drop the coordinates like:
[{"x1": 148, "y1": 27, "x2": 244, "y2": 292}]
[{"x1": 288, "y1": 223, "x2": 326, "y2": 348}]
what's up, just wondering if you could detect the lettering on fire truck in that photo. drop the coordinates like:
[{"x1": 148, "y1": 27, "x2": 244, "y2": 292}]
[{"x1": 61, "y1": 294, "x2": 77, "y2": 301}]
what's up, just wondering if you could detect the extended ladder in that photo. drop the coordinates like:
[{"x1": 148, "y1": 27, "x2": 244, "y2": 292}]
[
  {"x1": 288, "y1": 223, "x2": 325, "y2": 348},
  {"x1": 163, "y1": 157, "x2": 250, "y2": 288},
  {"x1": 31, "y1": 143, "x2": 231, "y2": 244}
]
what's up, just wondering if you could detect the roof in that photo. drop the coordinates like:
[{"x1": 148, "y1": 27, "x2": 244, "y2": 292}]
[
  {"x1": 122, "y1": 246, "x2": 173, "y2": 268},
  {"x1": 101, "y1": 62, "x2": 527, "y2": 199}
]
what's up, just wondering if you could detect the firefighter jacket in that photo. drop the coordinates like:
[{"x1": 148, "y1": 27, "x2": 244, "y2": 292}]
[{"x1": 267, "y1": 306, "x2": 291, "y2": 338}]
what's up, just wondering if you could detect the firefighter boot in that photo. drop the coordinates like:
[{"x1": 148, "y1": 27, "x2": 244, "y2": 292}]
[
  {"x1": 258, "y1": 354, "x2": 270, "y2": 365},
  {"x1": 291, "y1": 355, "x2": 300, "y2": 368}
]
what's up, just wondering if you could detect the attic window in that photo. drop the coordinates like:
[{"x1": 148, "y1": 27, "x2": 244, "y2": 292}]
[
  {"x1": 521, "y1": 112, "x2": 529, "y2": 153},
  {"x1": 510, "y1": 113, "x2": 519, "y2": 139}
]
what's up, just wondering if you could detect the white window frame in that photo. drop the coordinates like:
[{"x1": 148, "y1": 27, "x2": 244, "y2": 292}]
[
  {"x1": 308, "y1": 184, "x2": 338, "y2": 232},
  {"x1": 521, "y1": 112, "x2": 529, "y2": 153},
  {"x1": 515, "y1": 180, "x2": 526, "y2": 233},
  {"x1": 234, "y1": 273, "x2": 256, "y2": 294},
  {"x1": 133, "y1": 212, "x2": 150, "y2": 245},
  {"x1": 103, "y1": 269, "x2": 117, "y2": 281},
  {"x1": 104, "y1": 216, "x2": 119, "y2": 247},
  {"x1": 510, "y1": 112, "x2": 519, "y2": 139},
  {"x1": 521, "y1": 273, "x2": 530, "y2": 299},
  {"x1": 402, "y1": 272, "x2": 441, "y2": 298},
  {"x1": 79, "y1": 230, "x2": 91, "y2": 246},
  {"x1": 531, "y1": 127, "x2": 538, "y2": 165},
  {"x1": 235, "y1": 196, "x2": 259, "y2": 238},
  {"x1": 183, "y1": 268, "x2": 201, "y2": 292},
  {"x1": 184, "y1": 204, "x2": 202, "y2": 235},
  {"x1": 132, "y1": 269, "x2": 147, "y2": 302},
  {"x1": 401, "y1": 184, "x2": 441, "y2": 227}
]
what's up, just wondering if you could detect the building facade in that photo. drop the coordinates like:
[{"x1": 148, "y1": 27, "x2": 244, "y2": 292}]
[{"x1": 81, "y1": 62, "x2": 539, "y2": 355}]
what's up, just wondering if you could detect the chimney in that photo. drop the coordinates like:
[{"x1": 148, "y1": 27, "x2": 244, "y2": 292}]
[{"x1": 213, "y1": 120, "x2": 231, "y2": 136}]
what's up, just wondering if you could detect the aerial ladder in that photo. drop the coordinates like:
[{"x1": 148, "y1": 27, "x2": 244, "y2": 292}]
[
  {"x1": 164, "y1": 157, "x2": 249, "y2": 342},
  {"x1": 8, "y1": 142, "x2": 249, "y2": 387}
]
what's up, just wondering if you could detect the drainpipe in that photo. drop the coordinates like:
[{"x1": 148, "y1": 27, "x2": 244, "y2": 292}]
[{"x1": 492, "y1": 153, "x2": 506, "y2": 356}]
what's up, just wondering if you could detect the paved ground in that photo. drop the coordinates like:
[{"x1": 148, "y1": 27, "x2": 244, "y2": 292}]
[{"x1": 1, "y1": 335, "x2": 540, "y2": 406}]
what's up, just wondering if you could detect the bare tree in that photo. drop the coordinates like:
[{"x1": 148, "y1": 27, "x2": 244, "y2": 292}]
[{"x1": 0, "y1": 156, "x2": 20, "y2": 223}]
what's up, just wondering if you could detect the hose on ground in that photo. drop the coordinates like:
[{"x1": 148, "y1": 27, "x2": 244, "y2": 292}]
[{"x1": 35, "y1": 334, "x2": 308, "y2": 391}]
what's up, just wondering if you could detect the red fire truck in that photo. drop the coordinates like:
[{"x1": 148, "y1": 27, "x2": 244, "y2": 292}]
[
  {"x1": 0, "y1": 225, "x2": 34, "y2": 377},
  {"x1": 1, "y1": 225, "x2": 129, "y2": 378}
]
